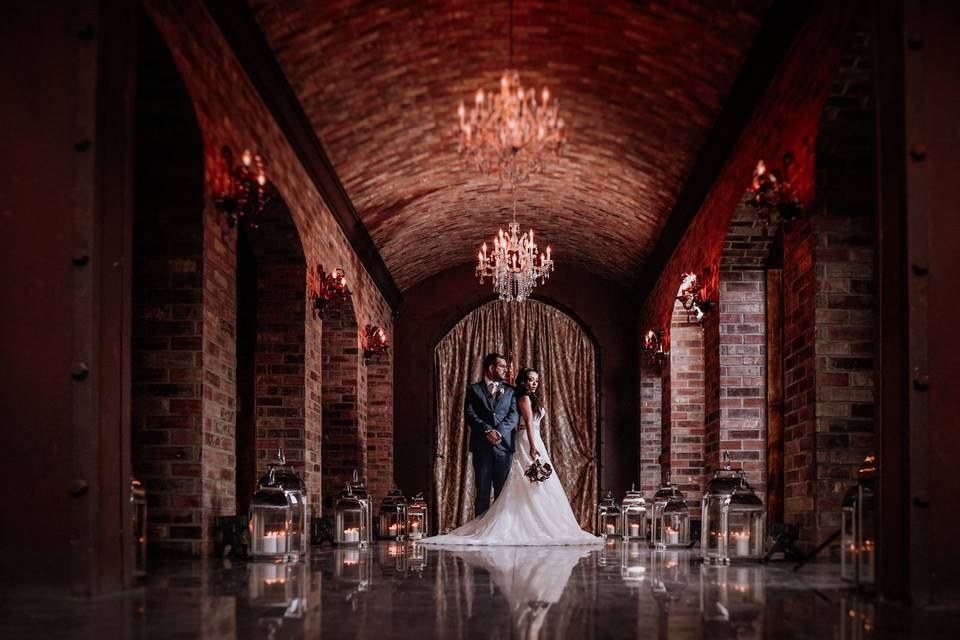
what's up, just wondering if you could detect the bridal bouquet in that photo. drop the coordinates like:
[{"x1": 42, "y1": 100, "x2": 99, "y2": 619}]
[{"x1": 524, "y1": 457, "x2": 553, "y2": 483}]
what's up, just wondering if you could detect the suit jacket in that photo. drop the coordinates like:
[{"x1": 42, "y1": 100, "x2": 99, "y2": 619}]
[{"x1": 464, "y1": 380, "x2": 519, "y2": 455}]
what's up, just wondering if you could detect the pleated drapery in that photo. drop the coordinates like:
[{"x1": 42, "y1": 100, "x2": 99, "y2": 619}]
[{"x1": 434, "y1": 300, "x2": 598, "y2": 532}]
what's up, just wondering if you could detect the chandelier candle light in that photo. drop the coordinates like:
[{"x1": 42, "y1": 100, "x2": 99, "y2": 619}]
[{"x1": 476, "y1": 201, "x2": 554, "y2": 302}]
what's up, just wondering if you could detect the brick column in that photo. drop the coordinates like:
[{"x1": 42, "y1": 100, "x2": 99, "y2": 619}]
[
  {"x1": 638, "y1": 359, "x2": 662, "y2": 496},
  {"x1": 366, "y1": 351, "x2": 394, "y2": 507},
  {"x1": 664, "y1": 301, "x2": 706, "y2": 511},
  {"x1": 321, "y1": 303, "x2": 367, "y2": 509},
  {"x1": 704, "y1": 270, "x2": 767, "y2": 494}
]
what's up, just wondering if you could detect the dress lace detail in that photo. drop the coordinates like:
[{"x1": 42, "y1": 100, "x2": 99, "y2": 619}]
[{"x1": 421, "y1": 407, "x2": 600, "y2": 546}]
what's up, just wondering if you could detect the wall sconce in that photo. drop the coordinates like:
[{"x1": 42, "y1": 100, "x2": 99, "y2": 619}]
[
  {"x1": 643, "y1": 329, "x2": 668, "y2": 369},
  {"x1": 677, "y1": 270, "x2": 714, "y2": 324},
  {"x1": 746, "y1": 152, "x2": 801, "y2": 224},
  {"x1": 308, "y1": 265, "x2": 351, "y2": 319},
  {"x1": 362, "y1": 325, "x2": 389, "y2": 364},
  {"x1": 214, "y1": 146, "x2": 274, "y2": 228}
]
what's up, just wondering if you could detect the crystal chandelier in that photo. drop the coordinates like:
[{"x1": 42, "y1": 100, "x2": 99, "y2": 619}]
[
  {"x1": 476, "y1": 200, "x2": 554, "y2": 302},
  {"x1": 456, "y1": 1, "x2": 566, "y2": 187}
]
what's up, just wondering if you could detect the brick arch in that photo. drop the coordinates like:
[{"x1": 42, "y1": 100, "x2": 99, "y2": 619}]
[
  {"x1": 321, "y1": 296, "x2": 366, "y2": 511},
  {"x1": 661, "y1": 296, "x2": 706, "y2": 513},
  {"x1": 131, "y1": 12, "x2": 208, "y2": 555}
]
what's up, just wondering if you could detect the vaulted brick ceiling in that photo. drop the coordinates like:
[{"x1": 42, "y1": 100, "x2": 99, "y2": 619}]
[{"x1": 249, "y1": 0, "x2": 767, "y2": 290}]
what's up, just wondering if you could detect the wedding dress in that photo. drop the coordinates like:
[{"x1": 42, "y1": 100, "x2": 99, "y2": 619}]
[{"x1": 421, "y1": 406, "x2": 600, "y2": 546}]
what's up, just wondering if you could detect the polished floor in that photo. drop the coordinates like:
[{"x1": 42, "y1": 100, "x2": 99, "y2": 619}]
[{"x1": 3, "y1": 541, "x2": 959, "y2": 639}]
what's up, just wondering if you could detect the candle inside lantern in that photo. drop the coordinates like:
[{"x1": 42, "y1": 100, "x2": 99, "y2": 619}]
[
  {"x1": 343, "y1": 527, "x2": 360, "y2": 543},
  {"x1": 605, "y1": 523, "x2": 616, "y2": 536},
  {"x1": 862, "y1": 539, "x2": 875, "y2": 582},
  {"x1": 666, "y1": 527, "x2": 679, "y2": 545},
  {"x1": 262, "y1": 531, "x2": 278, "y2": 554},
  {"x1": 629, "y1": 523, "x2": 640, "y2": 538},
  {"x1": 388, "y1": 523, "x2": 399, "y2": 537},
  {"x1": 732, "y1": 531, "x2": 751, "y2": 556}
]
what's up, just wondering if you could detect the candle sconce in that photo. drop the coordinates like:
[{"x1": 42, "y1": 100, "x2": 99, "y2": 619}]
[
  {"x1": 362, "y1": 325, "x2": 389, "y2": 365},
  {"x1": 214, "y1": 146, "x2": 274, "y2": 228},
  {"x1": 746, "y1": 153, "x2": 802, "y2": 225},
  {"x1": 643, "y1": 329, "x2": 668, "y2": 370},
  {"x1": 308, "y1": 265, "x2": 351, "y2": 319},
  {"x1": 676, "y1": 270, "x2": 714, "y2": 325}
]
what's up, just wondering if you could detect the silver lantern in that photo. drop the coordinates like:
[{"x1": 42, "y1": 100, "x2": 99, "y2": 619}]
[
  {"x1": 841, "y1": 454, "x2": 876, "y2": 588},
  {"x1": 653, "y1": 483, "x2": 690, "y2": 550},
  {"x1": 249, "y1": 450, "x2": 306, "y2": 561},
  {"x1": 701, "y1": 453, "x2": 765, "y2": 564},
  {"x1": 335, "y1": 481, "x2": 371, "y2": 548},
  {"x1": 406, "y1": 493, "x2": 429, "y2": 540},
  {"x1": 377, "y1": 487, "x2": 407, "y2": 541},
  {"x1": 597, "y1": 491, "x2": 622, "y2": 538},
  {"x1": 621, "y1": 484, "x2": 647, "y2": 541}
]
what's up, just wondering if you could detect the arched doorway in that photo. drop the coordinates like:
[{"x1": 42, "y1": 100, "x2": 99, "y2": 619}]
[{"x1": 433, "y1": 299, "x2": 599, "y2": 533}]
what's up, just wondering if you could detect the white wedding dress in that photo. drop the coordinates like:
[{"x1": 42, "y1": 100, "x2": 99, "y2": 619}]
[{"x1": 421, "y1": 406, "x2": 600, "y2": 546}]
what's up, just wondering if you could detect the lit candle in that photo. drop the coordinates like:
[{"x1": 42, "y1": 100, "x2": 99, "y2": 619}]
[
  {"x1": 666, "y1": 527, "x2": 679, "y2": 545},
  {"x1": 733, "y1": 531, "x2": 751, "y2": 556},
  {"x1": 275, "y1": 531, "x2": 287, "y2": 553},
  {"x1": 629, "y1": 523, "x2": 640, "y2": 538},
  {"x1": 343, "y1": 527, "x2": 359, "y2": 543},
  {"x1": 862, "y1": 539, "x2": 875, "y2": 582},
  {"x1": 410, "y1": 521, "x2": 421, "y2": 538},
  {"x1": 605, "y1": 524, "x2": 616, "y2": 536},
  {"x1": 263, "y1": 532, "x2": 277, "y2": 554}
]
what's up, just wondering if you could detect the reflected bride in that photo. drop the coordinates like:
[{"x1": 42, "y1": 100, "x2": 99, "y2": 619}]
[{"x1": 444, "y1": 545, "x2": 591, "y2": 639}]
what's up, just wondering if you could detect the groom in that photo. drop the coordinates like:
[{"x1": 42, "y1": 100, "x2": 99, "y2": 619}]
[{"x1": 464, "y1": 352, "x2": 519, "y2": 518}]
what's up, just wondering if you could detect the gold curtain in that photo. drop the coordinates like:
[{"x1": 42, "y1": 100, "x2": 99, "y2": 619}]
[{"x1": 434, "y1": 300, "x2": 598, "y2": 532}]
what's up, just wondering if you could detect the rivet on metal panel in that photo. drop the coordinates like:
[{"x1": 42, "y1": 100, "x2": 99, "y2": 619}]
[
  {"x1": 70, "y1": 479, "x2": 89, "y2": 496},
  {"x1": 71, "y1": 362, "x2": 90, "y2": 380}
]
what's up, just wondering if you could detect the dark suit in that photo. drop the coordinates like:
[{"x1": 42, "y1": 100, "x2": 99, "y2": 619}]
[{"x1": 464, "y1": 380, "x2": 519, "y2": 518}]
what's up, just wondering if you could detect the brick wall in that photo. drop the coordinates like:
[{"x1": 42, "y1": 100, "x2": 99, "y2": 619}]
[
  {"x1": 810, "y1": 30, "x2": 876, "y2": 543},
  {"x1": 131, "y1": 15, "x2": 208, "y2": 556},
  {"x1": 321, "y1": 303, "x2": 367, "y2": 509},
  {"x1": 664, "y1": 301, "x2": 706, "y2": 512},
  {"x1": 638, "y1": 358, "x2": 662, "y2": 496}
]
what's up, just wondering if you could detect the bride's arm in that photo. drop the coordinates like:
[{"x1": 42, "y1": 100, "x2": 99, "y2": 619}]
[{"x1": 518, "y1": 395, "x2": 539, "y2": 458}]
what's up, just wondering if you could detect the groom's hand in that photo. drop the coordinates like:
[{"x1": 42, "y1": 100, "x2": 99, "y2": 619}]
[{"x1": 485, "y1": 429, "x2": 502, "y2": 445}]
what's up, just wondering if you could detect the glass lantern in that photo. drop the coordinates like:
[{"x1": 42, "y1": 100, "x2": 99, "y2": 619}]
[
  {"x1": 406, "y1": 493, "x2": 429, "y2": 540},
  {"x1": 264, "y1": 449, "x2": 308, "y2": 556},
  {"x1": 249, "y1": 457, "x2": 304, "y2": 561},
  {"x1": 130, "y1": 478, "x2": 147, "y2": 577},
  {"x1": 654, "y1": 484, "x2": 690, "y2": 550},
  {"x1": 335, "y1": 546, "x2": 372, "y2": 611},
  {"x1": 651, "y1": 549, "x2": 691, "y2": 604},
  {"x1": 650, "y1": 475, "x2": 675, "y2": 548},
  {"x1": 378, "y1": 487, "x2": 407, "y2": 540},
  {"x1": 597, "y1": 491, "x2": 622, "y2": 538},
  {"x1": 621, "y1": 484, "x2": 647, "y2": 541},
  {"x1": 841, "y1": 454, "x2": 876, "y2": 588},
  {"x1": 407, "y1": 541, "x2": 427, "y2": 576},
  {"x1": 701, "y1": 454, "x2": 765, "y2": 564},
  {"x1": 335, "y1": 483, "x2": 371, "y2": 548}
]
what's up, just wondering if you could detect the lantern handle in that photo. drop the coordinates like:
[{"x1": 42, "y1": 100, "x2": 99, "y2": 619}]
[
  {"x1": 722, "y1": 451, "x2": 731, "y2": 471},
  {"x1": 277, "y1": 447, "x2": 286, "y2": 465}
]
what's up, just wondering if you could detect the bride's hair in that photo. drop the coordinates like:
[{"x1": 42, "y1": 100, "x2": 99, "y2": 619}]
[{"x1": 515, "y1": 368, "x2": 542, "y2": 413}]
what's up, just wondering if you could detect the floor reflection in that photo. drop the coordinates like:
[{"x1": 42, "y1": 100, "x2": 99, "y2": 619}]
[{"x1": 2, "y1": 542, "x2": 958, "y2": 639}]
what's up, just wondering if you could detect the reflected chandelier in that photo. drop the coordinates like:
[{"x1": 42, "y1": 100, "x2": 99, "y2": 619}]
[
  {"x1": 476, "y1": 199, "x2": 554, "y2": 302},
  {"x1": 456, "y1": 0, "x2": 566, "y2": 187}
]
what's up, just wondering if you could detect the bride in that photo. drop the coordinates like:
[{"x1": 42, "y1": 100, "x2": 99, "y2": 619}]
[{"x1": 421, "y1": 368, "x2": 599, "y2": 546}]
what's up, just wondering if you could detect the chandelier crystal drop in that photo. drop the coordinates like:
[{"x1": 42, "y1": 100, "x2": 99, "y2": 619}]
[
  {"x1": 476, "y1": 200, "x2": 554, "y2": 302},
  {"x1": 457, "y1": 69, "x2": 566, "y2": 187}
]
